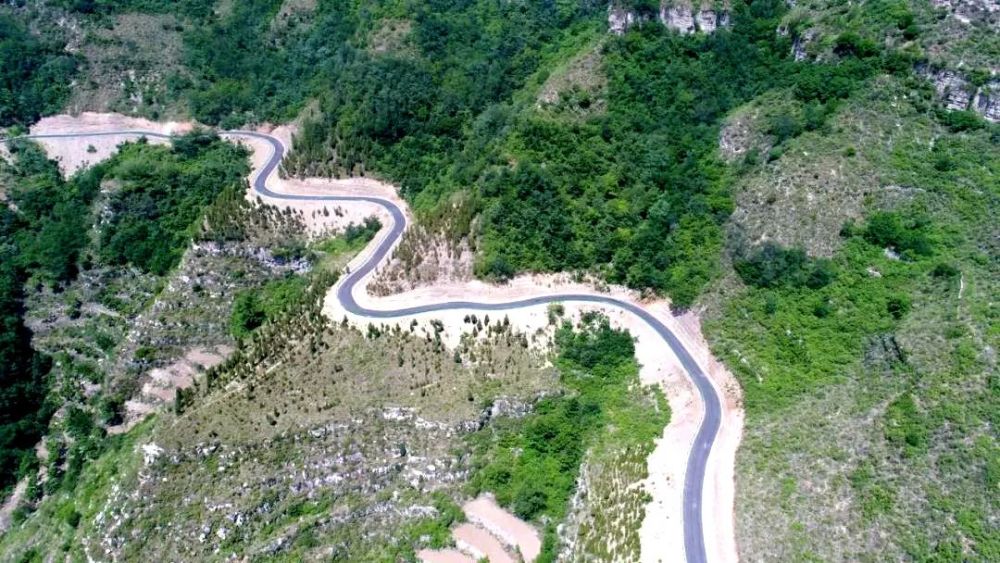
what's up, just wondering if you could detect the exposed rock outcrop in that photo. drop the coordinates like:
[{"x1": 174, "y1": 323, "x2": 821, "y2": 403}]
[
  {"x1": 608, "y1": 2, "x2": 729, "y2": 35},
  {"x1": 661, "y1": 2, "x2": 696, "y2": 33},
  {"x1": 791, "y1": 28, "x2": 817, "y2": 61},
  {"x1": 973, "y1": 79, "x2": 1000, "y2": 121},
  {"x1": 607, "y1": 5, "x2": 650, "y2": 35},
  {"x1": 695, "y1": 7, "x2": 728, "y2": 32},
  {"x1": 918, "y1": 65, "x2": 999, "y2": 121},
  {"x1": 929, "y1": 0, "x2": 1000, "y2": 25},
  {"x1": 718, "y1": 107, "x2": 771, "y2": 163},
  {"x1": 931, "y1": 69, "x2": 974, "y2": 111}
]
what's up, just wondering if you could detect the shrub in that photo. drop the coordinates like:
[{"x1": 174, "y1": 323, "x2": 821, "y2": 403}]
[
  {"x1": 886, "y1": 295, "x2": 911, "y2": 319},
  {"x1": 469, "y1": 314, "x2": 665, "y2": 527},
  {"x1": 734, "y1": 243, "x2": 836, "y2": 289},
  {"x1": 884, "y1": 393, "x2": 928, "y2": 457},
  {"x1": 64, "y1": 407, "x2": 94, "y2": 439},
  {"x1": 56, "y1": 502, "x2": 81, "y2": 528},
  {"x1": 343, "y1": 217, "x2": 382, "y2": 243},
  {"x1": 833, "y1": 32, "x2": 879, "y2": 59},
  {"x1": 862, "y1": 212, "x2": 933, "y2": 256},
  {"x1": 0, "y1": 15, "x2": 78, "y2": 126},
  {"x1": 230, "y1": 275, "x2": 309, "y2": 338},
  {"x1": 99, "y1": 133, "x2": 249, "y2": 275},
  {"x1": 935, "y1": 109, "x2": 986, "y2": 133},
  {"x1": 931, "y1": 263, "x2": 960, "y2": 279}
]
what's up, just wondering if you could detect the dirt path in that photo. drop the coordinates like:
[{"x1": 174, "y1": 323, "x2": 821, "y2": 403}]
[{"x1": 29, "y1": 112, "x2": 193, "y2": 175}]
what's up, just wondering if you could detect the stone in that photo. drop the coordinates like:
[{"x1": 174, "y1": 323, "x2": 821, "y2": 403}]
[
  {"x1": 791, "y1": 28, "x2": 817, "y2": 61},
  {"x1": 608, "y1": 2, "x2": 730, "y2": 35},
  {"x1": 661, "y1": 4, "x2": 696, "y2": 34},
  {"x1": 696, "y1": 9, "x2": 718, "y2": 32},
  {"x1": 973, "y1": 79, "x2": 1000, "y2": 122},
  {"x1": 608, "y1": 6, "x2": 643, "y2": 35}
]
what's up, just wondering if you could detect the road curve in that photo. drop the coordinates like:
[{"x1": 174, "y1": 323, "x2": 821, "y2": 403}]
[{"x1": 14, "y1": 129, "x2": 723, "y2": 563}]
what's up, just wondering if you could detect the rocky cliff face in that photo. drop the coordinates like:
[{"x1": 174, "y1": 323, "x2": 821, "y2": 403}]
[
  {"x1": 973, "y1": 79, "x2": 1000, "y2": 121},
  {"x1": 607, "y1": 5, "x2": 650, "y2": 35},
  {"x1": 918, "y1": 65, "x2": 999, "y2": 122},
  {"x1": 661, "y1": 3, "x2": 696, "y2": 33},
  {"x1": 660, "y1": 1, "x2": 731, "y2": 34},
  {"x1": 929, "y1": 0, "x2": 1000, "y2": 25},
  {"x1": 790, "y1": 28, "x2": 817, "y2": 61},
  {"x1": 783, "y1": 28, "x2": 996, "y2": 123},
  {"x1": 608, "y1": 1, "x2": 730, "y2": 35},
  {"x1": 932, "y1": 69, "x2": 975, "y2": 111}
]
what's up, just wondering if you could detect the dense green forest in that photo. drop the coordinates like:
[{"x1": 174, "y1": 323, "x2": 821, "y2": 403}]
[
  {"x1": 0, "y1": 217, "x2": 53, "y2": 495},
  {"x1": 0, "y1": 141, "x2": 92, "y2": 495},
  {"x1": 0, "y1": 133, "x2": 247, "y2": 494},
  {"x1": 98, "y1": 134, "x2": 248, "y2": 274},
  {"x1": 2, "y1": 0, "x2": 937, "y2": 305},
  {"x1": 0, "y1": 15, "x2": 77, "y2": 126},
  {"x1": 267, "y1": 0, "x2": 913, "y2": 305},
  {"x1": 103, "y1": 0, "x2": 908, "y2": 305}
]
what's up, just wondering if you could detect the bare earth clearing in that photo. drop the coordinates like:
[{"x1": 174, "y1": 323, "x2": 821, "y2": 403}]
[
  {"x1": 28, "y1": 113, "x2": 744, "y2": 562},
  {"x1": 418, "y1": 494, "x2": 543, "y2": 562}
]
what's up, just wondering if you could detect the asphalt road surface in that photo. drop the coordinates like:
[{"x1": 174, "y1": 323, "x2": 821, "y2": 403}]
[{"x1": 15, "y1": 129, "x2": 723, "y2": 563}]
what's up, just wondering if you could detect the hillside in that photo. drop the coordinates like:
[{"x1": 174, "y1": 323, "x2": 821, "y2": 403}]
[{"x1": 1, "y1": 0, "x2": 998, "y2": 562}]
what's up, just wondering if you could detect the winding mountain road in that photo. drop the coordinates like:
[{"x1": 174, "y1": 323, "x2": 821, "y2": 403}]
[{"x1": 14, "y1": 129, "x2": 724, "y2": 563}]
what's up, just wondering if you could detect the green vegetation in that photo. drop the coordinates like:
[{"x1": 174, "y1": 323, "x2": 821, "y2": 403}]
[
  {"x1": 312, "y1": 217, "x2": 382, "y2": 258},
  {"x1": 0, "y1": 142, "x2": 88, "y2": 494},
  {"x1": 280, "y1": 0, "x2": 913, "y2": 305},
  {"x1": 0, "y1": 132, "x2": 248, "y2": 499},
  {"x1": 858, "y1": 211, "x2": 934, "y2": 258},
  {"x1": 4, "y1": 141, "x2": 101, "y2": 284},
  {"x1": 229, "y1": 217, "x2": 380, "y2": 339},
  {"x1": 1, "y1": 0, "x2": 996, "y2": 560},
  {"x1": 52, "y1": 0, "x2": 216, "y2": 18},
  {"x1": 392, "y1": 492, "x2": 466, "y2": 557},
  {"x1": 717, "y1": 229, "x2": 936, "y2": 413},
  {"x1": 0, "y1": 15, "x2": 77, "y2": 126},
  {"x1": 229, "y1": 275, "x2": 308, "y2": 339},
  {"x1": 734, "y1": 243, "x2": 836, "y2": 289},
  {"x1": 0, "y1": 253, "x2": 557, "y2": 560},
  {"x1": 3, "y1": 0, "x2": 936, "y2": 306},
  {"x1": 708, "y1": 77, "x2": 998, "y2": 559},
  {"x1": 0, "y1": 417, "x2": 200, "y2": 562},
  {"x1": 473, "y1": 395, "x2": 599, "y2": 522},
  {"x1": 470, "y1": 312, "x2": 668, "y2": 560},
  {"x1": 99, "y1": 132, "x2": 249, "y2": 274},
  {"x1": 0, "y1": 239, "x2": 53, "y2": 496}
]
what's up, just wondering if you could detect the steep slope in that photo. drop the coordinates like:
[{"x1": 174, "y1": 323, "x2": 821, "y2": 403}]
[{"x1": 709, "y1": 75, "x2": 998, "y2": 560}]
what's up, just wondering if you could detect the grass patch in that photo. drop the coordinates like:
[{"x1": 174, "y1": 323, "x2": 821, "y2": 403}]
[{"x1": 311, "y1": 217, "x2": 381, "y2": 272}]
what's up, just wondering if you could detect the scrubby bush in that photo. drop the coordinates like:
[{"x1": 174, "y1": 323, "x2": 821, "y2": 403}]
[
  {"x1": 935, "y1": 109, "x2": 986, "y2": 133},
  {"x1": 862, "y1": 212, "x2": 933, "y2": 257},
  {"x1": 931, "y1": 263, "x2": 960, "y2": 279},
  {"x1": 886, "y1": 295, "x2": 911, "y2": 319},
  {"x1": 734, "y1": 243, "x2": 836, "y2": 289},
  {"x1": 230, "y1": 275, "x2": 308, "y2": 339}
]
